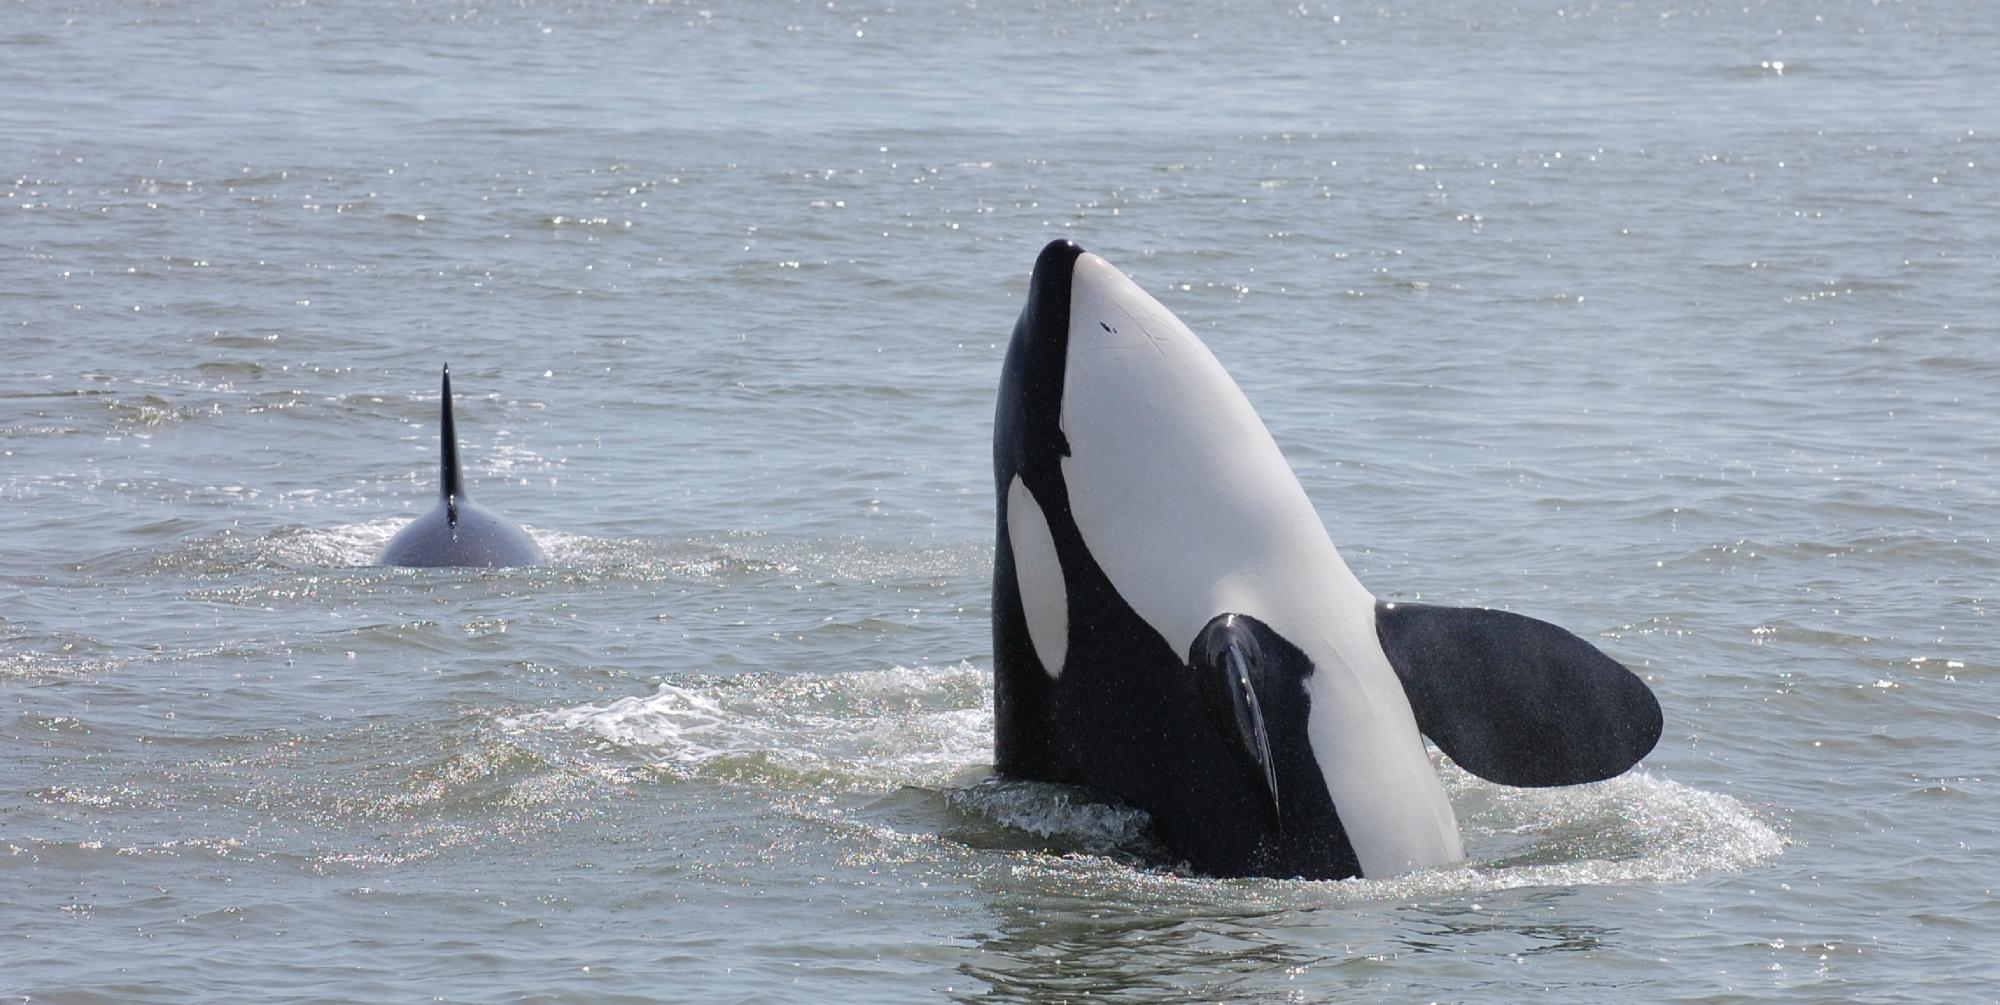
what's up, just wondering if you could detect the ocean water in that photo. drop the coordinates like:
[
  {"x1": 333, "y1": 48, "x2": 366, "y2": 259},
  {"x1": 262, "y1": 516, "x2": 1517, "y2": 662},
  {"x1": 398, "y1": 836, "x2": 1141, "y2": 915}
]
[{"x1": 3, "y1": 0, "x2": 1997, "y2": 1000}]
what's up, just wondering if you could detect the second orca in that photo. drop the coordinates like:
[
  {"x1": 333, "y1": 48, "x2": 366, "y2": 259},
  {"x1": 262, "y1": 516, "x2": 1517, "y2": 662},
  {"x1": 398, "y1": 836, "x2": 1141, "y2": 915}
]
[{"x1": 377, "y1": 365, "x2": 544, "y2": 569}]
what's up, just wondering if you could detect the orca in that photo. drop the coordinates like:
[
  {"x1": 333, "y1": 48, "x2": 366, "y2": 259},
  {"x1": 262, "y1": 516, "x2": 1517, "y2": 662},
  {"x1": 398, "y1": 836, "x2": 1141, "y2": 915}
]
[
  {"x1": 991, "y1": 240, "x2": 1661, "y2": 880},
  {"x1": 377, "y1": 365, "x2": 544, "y2": 568}
]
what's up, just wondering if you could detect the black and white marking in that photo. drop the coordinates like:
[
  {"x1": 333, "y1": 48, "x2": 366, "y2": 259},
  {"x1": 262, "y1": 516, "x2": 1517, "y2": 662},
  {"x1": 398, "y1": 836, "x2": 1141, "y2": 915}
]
[{"x1": 991, "y1": 240, "x2": 1661, "y2": 880}]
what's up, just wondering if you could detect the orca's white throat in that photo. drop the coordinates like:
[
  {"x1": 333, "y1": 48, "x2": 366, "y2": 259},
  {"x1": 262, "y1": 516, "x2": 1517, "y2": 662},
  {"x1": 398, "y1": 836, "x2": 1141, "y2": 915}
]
[{"x1": 1054, "y1": 252, "x2": 1462, "y2": 877}]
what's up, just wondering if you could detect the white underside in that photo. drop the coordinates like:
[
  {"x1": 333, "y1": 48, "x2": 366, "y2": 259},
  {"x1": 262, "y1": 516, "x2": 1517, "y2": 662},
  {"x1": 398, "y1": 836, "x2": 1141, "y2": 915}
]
[
  {"x1": 1054, "y1": 251, "x2": 1462, "y2": 877},
  {"x1": 1006, "y1": 474, "x2": 1068, "y2": 679}
]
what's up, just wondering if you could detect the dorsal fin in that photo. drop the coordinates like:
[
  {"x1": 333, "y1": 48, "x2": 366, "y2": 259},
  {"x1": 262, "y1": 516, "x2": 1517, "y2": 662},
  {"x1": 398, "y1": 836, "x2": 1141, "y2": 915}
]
[{"x1": 438, "y1": 364, "x2": 463, "y2": 527}]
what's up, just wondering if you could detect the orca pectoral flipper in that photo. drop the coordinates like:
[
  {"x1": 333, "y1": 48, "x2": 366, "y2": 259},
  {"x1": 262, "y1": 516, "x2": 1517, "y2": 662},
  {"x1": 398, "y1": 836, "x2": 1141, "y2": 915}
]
[
  {"x1": 1189, "y1": 614, "x2": 1301, "y2": 825},
  {"x1": 1374, "y1": 602, "x2": 1661, "y2": 788}
]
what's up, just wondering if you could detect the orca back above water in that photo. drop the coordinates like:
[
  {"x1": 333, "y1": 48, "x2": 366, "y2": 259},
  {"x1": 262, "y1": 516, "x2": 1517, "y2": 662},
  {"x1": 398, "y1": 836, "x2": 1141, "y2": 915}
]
[
  {"x1": 376, "y1": 365, "x2": 543, "y2": 569},
  {"x1": 991, "y1": 240, "x2": 1661, "y2": 880}
]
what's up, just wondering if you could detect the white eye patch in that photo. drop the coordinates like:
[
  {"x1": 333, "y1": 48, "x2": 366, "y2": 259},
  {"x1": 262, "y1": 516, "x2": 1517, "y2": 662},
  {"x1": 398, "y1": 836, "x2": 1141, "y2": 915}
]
[{"x1": 1006, "y1": 475, "x2": 1068, "y2": 679}]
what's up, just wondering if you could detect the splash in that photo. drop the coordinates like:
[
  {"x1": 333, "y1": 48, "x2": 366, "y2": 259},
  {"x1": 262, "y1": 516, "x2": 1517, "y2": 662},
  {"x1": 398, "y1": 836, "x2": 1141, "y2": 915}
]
[
  {"x1": 153, "y1": 518, "x2": 574, "y2": 573},
  {"x1": 508, "y1": 663, "x2": 1783, "y2": 894},
  {"x1": 944, "y1": 775, "x2": 1157, "y2": 856},
  {"x1": 504, "y1": 663, "x2": 992, "y2": 791},
  {"x1": 264, "y1": 518, "x2": 406, "y2": 567}
]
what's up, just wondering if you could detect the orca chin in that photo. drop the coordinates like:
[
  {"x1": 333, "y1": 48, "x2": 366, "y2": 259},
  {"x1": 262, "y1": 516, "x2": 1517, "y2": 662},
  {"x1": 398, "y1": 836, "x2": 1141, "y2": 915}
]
[
  {"x1": 990, "y1": 239, "x2": 1662, "y2": 880},
  {"x1": 376, "y1": 365, "x2": 544, "y2": 569}
]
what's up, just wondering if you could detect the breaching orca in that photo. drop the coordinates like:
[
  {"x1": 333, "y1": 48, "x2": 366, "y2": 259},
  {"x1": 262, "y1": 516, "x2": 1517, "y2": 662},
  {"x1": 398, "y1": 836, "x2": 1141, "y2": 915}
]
[
  {"x1": 991, "y1": 240, "x2": 1661, "y2": 880},
  {"x1": 377, "y1": 365, "x2": 544, "y2": 568}
]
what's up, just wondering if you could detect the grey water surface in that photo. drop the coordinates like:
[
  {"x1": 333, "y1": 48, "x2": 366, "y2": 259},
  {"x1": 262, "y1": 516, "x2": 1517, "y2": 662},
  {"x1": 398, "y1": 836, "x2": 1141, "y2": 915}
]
[{"x1": 3, "y1": 0, "x2": 1997, "y2": 1001}]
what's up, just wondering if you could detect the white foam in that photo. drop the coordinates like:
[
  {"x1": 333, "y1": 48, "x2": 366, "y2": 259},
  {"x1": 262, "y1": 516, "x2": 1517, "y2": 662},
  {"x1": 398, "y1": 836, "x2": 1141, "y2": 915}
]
[
  {"x1": 505, "y1": 663, "x2": 992, "y2": 791},
  {"x1": 990, "y1": 765, "x2": 1785, "y2": 908},
  {"x1": 262, "y1": 518, "x2": 568, "y2": 569},
  {"x1": 137, "y1": 518, "x2": 407, "y2": 575},
  {"x1": 1439, "y1": 762, "x2": 1786, "y2": 889},
  {"x1": 945, "y1": 776, "x2": 1154, "y2": 853},
  {"x1": 272, "y1": 517, "x2": 406, "y2": 566},
  {"x1": 507, "y1": 664, "x2": 1783, "y2": 893}
]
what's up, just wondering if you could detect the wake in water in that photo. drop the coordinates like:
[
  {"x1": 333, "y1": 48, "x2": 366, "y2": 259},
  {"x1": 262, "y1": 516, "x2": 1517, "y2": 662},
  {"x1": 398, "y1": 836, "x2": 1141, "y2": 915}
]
[
  {"x1": 503, "y1": 664, "x2": 1784, "y2": 898},
  {"x1": 506, "y1": 664, "x2": 995, "y2": 791},
  {"x1": 152, "y1": 520, "x2": 984, "y2": 583}
]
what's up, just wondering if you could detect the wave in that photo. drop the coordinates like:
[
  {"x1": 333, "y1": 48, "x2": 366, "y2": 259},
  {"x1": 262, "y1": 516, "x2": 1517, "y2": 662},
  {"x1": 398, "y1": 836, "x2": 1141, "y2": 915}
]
[
  {"x1": 146, "y1": 521, "x2": 982, "y2": 584},
  {"x1": 505, "y1": 663, "x2": 1784, "y2": 898}
]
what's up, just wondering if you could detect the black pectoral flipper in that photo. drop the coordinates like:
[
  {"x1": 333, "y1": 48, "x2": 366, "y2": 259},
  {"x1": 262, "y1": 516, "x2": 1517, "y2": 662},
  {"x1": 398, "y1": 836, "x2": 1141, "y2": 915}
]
[
  {"x1": 1190, "y1": 615, "x2": 1285, "y2": 821},
  {"x1": 1375, "y1": 602, "x2": 1662, "y2": 788}
]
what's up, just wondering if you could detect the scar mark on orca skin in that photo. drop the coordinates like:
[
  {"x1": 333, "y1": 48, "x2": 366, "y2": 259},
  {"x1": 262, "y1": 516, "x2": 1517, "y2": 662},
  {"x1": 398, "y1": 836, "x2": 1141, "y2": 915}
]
[{"x1": 1115, "y1": 302, "x2": 1172, "y2": 359}]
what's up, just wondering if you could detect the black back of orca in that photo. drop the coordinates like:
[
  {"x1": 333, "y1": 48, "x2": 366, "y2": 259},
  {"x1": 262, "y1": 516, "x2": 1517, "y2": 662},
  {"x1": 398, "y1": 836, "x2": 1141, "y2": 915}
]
[{"x1": 377, "y1": 365, "x2": 543, "y2": 569}]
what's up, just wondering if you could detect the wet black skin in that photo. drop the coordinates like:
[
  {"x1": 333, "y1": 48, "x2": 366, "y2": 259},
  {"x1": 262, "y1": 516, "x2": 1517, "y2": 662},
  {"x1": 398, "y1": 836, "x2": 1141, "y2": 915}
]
[{"x1": 377, "y1": 364, "x2": 544, "y2": 568}]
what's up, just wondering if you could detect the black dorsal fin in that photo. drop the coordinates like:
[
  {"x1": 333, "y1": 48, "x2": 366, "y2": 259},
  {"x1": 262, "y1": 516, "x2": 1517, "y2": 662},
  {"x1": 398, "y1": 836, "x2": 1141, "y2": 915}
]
[{"x1": 439, "y1": 364, "x2": 463, "y2": 527}]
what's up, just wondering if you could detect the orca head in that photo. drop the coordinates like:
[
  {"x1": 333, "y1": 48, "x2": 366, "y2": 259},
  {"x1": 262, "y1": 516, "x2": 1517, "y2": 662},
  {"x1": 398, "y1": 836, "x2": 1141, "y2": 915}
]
[{"x1": 994, "y1": 240, "x2": 1086, "y2": 492}]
